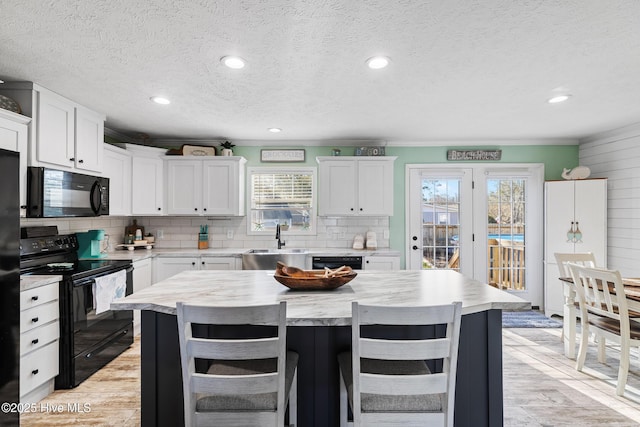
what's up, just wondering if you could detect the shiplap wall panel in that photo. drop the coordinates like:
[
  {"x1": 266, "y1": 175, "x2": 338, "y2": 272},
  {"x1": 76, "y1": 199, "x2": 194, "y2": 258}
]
[{"x1": 580, "y1": 124, "x2": 640, "y2": 276}]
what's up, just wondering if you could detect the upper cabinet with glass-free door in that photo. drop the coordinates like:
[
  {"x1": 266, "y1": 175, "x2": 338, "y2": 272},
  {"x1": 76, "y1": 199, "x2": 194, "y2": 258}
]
[
  {"x1": 0, "y1": 82, "x2": 105, "y2": 173},
  {"x1": 316, "y1": 157, "x2": 396, "y2": 216},
  {"x1": 165, "y1": 156, "x2": 246, "y2": 216}
]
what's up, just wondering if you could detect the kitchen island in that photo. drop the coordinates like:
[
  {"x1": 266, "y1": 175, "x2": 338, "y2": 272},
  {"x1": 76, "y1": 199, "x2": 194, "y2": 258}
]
[{"x1": 112, "y1": 269, "x2": 529, "y2": 427}]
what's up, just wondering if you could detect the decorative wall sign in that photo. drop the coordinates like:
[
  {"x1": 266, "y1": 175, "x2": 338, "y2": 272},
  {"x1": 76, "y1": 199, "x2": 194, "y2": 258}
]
[
  {"x1": 447, "y1": 149, "x2": 502, "y2": 161},
  {"x1": 355, "y1": 146, "x2": 385, "y2": 156},
  {"x1": 261, "y1": 149, "x2": 306, "y2": 162}
]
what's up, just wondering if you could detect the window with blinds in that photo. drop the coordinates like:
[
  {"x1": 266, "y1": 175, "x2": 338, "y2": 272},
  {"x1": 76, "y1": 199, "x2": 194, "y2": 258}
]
[{"x1": 248, "y1": 167, "x2": 316, "y2": 234}]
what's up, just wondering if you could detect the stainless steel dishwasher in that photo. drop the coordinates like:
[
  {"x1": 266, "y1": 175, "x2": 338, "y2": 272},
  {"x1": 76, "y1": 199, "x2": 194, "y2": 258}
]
[{"x1": 311, "y1": 256, "x2": 363, "y2": 270}]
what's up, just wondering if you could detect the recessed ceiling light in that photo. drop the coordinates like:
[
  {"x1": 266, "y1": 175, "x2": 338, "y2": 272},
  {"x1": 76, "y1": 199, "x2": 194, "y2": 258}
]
[
  {"x1": 221, "y1": 56, "x2": 246, "y2": 69},
  {"x1": 0, "y1": 79, "x2": 4, "y2": 84},
  {"x1": 268, "y1": 128, "x2": 282, "y2": 133},
  {"x1": 547, "y1": 94, "x2": 571, "y2": 104},
  {"x1": 366, "y1": 56, "x2": 390, "y2": 69},
  {"x1": 150, "y1": 96, "x2": 170, "y2": 105}
]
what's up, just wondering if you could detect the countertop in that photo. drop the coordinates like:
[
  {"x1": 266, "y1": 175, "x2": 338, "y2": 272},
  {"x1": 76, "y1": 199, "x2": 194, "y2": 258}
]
[
  {"x1": 20, "y1": 275, "x2": 62, "y2": 292},
  {"x1": 97, "y1": 247, "x2": 401, "y2": 262},
  {"x1": 111, "y1": 269, "x2": 530, "y2": 326}
]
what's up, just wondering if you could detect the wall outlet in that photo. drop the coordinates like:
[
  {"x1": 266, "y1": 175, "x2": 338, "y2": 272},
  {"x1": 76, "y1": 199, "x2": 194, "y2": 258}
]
[
  {"x1": 157, "y1": 229, "x2": 164, "y2": 239},
  {"x1": 227, "y1": 229, "x2": 234, "y2": 239}
]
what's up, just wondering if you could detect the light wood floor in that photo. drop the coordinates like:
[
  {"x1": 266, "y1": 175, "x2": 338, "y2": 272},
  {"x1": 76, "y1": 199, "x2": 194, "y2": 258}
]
[{"x1": 20, "y1": 328, "x2": 640, "y2": 426}]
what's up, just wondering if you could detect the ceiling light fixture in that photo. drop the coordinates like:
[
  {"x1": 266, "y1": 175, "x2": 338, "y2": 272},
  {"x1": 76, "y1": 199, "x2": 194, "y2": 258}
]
[
  {"x1": 547, "y1": 94, "x2": 571, "y2": 104},
  {"x1": 221, "y1": 56, "x2": 246, "y2": 69},
  {"x1": 366, "y1": 56, "x2": 390, "y2": 69},
  {"x1": 268, "y1": 128, "x2": 282, "y2": 133},
  {"x1": 150, "y1": 96, "x2": 170, "y2": 105},
  {"x1": 0, "y1": 79, "x2": 4, "y2": 84}
]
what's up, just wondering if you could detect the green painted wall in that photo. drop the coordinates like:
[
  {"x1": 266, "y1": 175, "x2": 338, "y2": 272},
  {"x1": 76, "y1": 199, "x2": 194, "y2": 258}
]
[
  {"x1": 234, "y1": 144, "x2": 579, "y2": 267},
  {"x1": 116, "y1": 140, "x2": 578, "y2": 265}
]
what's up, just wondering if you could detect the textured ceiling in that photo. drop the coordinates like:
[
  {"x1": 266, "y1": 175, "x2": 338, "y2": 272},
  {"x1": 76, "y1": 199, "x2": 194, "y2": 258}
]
[{"x1": 2, "y1": 0, "x2": 640, "y2": 144}]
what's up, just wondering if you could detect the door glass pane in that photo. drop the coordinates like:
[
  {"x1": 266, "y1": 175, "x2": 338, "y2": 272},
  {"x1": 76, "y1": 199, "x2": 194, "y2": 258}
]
[
  {"x1": 487, "y1": 178, "x2": 526, "y2": 290},
  {"x1": 421, "y1": 178, "x2": 460, "y2": 271}
]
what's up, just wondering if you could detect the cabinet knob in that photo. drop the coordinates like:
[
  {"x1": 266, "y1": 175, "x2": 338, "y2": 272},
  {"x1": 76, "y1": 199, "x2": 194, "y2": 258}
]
[
  {"x1": 350, "y1": 208, "x2": 354, "y2": 211},
  {"x1": 192, "y1": 262, "x2": 196, "y2": 266},
  {"x1": 202, "y1": 261, "x2": 205, "y2": 265},
  {"x1": 79, "y1": 159, "x2": 84, "y2": 163},
  {"x1": 412, "y1": 245, "x2": 419, "y2": 250},
  {"x1": 366, "y1": 260, "x2": 370, "y2": 263},
  {"x1": 32, "y1": 317, "x2": 39, "y2": 323},
  {"x1": 203, "y1": 208, "x2": 207, "y2": 212},
  {"x1": 32, "y1": 369, "x2": 39, "y2": 375},
  {"x1": 360, "y1": 208, "x2": 363, "y2": 211},
  {"x1": 194, "y1": 208, "x2": 198, "y2": 211},
  {"x1": 412, "y1": 236, "x2": 418, "y2": 241},
  {"x1": 157, "y1": 207, "x2": 161, "y2": 211},
  {"x1": 32, "y1": 338, "x2": 39, "y2": 345},
  {"x1": 31, "y1": 295, "x2": 39, "y2": 301},
  {"x1": 69, "y1": 157, "x2": 75, "y2": 162},
  {"x1": 20, "y1": 205, "x2": 27, "y2": 209}
]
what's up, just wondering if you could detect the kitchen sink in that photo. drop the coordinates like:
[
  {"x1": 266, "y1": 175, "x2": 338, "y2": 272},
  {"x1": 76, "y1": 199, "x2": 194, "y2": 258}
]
[{"x1": 242, "y1": 249, "x2": 309, "y2": 270}]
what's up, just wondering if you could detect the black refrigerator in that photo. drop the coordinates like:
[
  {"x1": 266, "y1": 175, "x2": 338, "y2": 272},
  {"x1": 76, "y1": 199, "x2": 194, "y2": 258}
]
[{"x1": 0, "y1": 148, "x2": 21, "y2": 426}]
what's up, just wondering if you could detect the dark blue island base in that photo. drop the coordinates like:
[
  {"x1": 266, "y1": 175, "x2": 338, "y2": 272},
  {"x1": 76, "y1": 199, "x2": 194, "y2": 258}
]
[{"x1": 140, "y1": 309, "x2": 503, "y2": 426}]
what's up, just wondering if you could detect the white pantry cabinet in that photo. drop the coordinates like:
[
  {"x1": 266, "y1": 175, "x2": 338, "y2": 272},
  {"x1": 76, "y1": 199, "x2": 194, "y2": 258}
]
[
  {"x1": 316, "y1": 156, "x2": 396, "y2": 216},
  {"x1": 0, "y1": 82, "x2": 105, "y2": 173},
  {"x1": 543, "y1": 179, "x2": 607, "y2": 318},
  {"x1": 165, "y1": 156, "x2": 246, "y2": 216},
  {"x1": 0, "y1": 109, "x2": 30, "y2": 215},
  {"x1": 103, "y1": 144, "x2": 132, "y2": 216},
  {"x1": 127, "y1": 145, "x2": 165, "y2": 215}
]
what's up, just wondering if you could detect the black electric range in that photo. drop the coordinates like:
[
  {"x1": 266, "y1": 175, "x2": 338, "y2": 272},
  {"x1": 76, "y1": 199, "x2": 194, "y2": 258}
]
[{"x1": 20, "y1": 232, "x2": 134, "y2": 388}]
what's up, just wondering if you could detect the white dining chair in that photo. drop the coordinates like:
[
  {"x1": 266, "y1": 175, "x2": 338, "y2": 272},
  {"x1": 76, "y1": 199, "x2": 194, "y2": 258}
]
[
  {"x1": 176, "y1": 301, "x2": 298, "y2": 426},
  {"x1": 338, "y1": 301, "x2": 462, "y2": 427},
  {"x1": 567, "y1": 263, "x2": 640, "y2": 396}
]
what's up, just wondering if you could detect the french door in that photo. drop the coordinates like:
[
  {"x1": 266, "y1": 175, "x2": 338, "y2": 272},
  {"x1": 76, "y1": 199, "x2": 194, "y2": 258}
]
[{"x1": 406, "y1": 164, "x2": 544, "y2": 306}]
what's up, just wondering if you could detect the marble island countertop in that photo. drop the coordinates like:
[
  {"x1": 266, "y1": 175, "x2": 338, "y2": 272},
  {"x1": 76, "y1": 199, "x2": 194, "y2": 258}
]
[{"x1": 111, "y1": 269, "x2": 530, "y2": 326}]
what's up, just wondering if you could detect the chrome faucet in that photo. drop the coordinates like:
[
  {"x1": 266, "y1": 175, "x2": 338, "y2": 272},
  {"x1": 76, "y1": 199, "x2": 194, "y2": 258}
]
[{"x1": 275, "y1": 224, "x2": 285, "y2": 249}]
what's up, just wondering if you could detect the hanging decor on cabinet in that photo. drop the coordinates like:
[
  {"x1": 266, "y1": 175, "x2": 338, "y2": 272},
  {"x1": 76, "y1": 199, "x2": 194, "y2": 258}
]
[
  {"x1": 566, "y1": 221, "x2": 583, "y2": 243},
  {"x1": 561, "y1": 166, "x2": 591, "y2": 180}
]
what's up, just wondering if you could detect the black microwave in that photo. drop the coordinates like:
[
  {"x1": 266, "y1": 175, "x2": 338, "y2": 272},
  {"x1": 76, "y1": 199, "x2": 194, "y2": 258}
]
[{"x1": 27, "y1": 167, "x2": 109, "y2": 217}]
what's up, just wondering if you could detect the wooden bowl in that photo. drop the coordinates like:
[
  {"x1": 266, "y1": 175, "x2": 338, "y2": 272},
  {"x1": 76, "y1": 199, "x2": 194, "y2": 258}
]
[{"x1": 273, "y1": 271, "x2": 357, "y2": 290}]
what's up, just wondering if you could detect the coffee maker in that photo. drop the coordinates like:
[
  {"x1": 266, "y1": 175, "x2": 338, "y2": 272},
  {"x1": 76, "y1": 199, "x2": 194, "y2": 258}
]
[{"x1": 76, "y1": 229, "x2": 106, "y2": 258}]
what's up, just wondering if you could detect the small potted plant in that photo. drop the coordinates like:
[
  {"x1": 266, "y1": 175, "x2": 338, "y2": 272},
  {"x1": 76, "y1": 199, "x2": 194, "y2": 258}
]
[{"x1": 220, "y1": 140, "x2": 235, "y2": 156}]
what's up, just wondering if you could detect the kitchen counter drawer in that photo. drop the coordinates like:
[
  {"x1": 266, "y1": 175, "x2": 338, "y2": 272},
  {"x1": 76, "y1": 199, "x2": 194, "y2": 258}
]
[
  {"x1": 20, "y1": 300, "x2": 58, "y2": 334},
  {"x1": 20, "y1": 320, "x2": 60, "y2": 356},
  {"x1": 20, "y1": 282, "x2": 58, "y2": 310},
  {"x1": 20, "y1": 340, "x2": 59, "y2": 397}
]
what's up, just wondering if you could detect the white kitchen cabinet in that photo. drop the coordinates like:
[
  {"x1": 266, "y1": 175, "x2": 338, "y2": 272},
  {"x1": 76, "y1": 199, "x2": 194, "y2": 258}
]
[
  {"x1": 0, "y1": 82, "x2": 105, "y2": 172},
  {"x1": 155, "y1": 255, "x2": 241, "y2": 283},
  {"x1": 317, "y1": 156, "x2": 396, "y2": 216},
  {"x1": 74, "y1": 105, "x2": 104, "y2": 173},
  {"x1": 544, "y1": 179, "x2": 607, "y2": 317},
  {"x1": 364, "y1": 255, "x2": 400, "y2": 270},
  {"x1": 103, "y1": 144, "x2": 132, "y2": 216},
  {"x1": 128, "y1": 145, "x2": 165, "y2": 215},
  {"x1": 154, "y1": 257, "x2": 200, "y2": 283},
  {"x1": 0, "y1": 109, "x2": 30, "y2": 215},
  {"x1": 201, "y1": 256, "x2": 241, "y2": 270},
  {"x1": 166, "y1": 156, "x2": 246, "y2": 216},
  {"x1": 20, "y1": 281, "x2": 60, "y2": 403},
  {"x1": 132, "y1": 257, "x2": 153, "y2": 335}
]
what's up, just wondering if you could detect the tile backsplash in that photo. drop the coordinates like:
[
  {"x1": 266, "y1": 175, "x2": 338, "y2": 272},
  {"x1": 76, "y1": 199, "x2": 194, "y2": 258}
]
[{"x1": 20, "y1": 216, "x2": 390, "y2": 250}]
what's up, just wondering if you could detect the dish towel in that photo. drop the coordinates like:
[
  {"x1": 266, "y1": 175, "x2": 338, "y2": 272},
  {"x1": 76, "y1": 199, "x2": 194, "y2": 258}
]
[{"x1": 93, "y1": 270, "x2": 127, "y2": 315}]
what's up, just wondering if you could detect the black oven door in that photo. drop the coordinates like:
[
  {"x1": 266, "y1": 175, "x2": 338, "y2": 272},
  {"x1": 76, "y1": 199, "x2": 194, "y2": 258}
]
[{"x1": 56, "y1": 266, "x2": 133, "y2": 388}]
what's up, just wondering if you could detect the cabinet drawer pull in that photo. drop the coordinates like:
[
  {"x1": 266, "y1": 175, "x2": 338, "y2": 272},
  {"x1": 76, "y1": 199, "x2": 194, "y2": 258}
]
[
  {"x1": 32, "y1": 338, "x2": 39, "y2": 345},
  {"x1": 69, "y1": 157, "x2": 75, "y2": 162},
  {"x1": 32, "y1": 317, "x2": 39, "y2": 323},
  {"x1": 79, "y1": 159, "x2": 84, "y2": 163},
  {"x1": 32, "y1": 369, "x2": 39, "y2": 375},
  {"x1": 31, "y1": 295, "x2": 39, "y2": 301}
]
